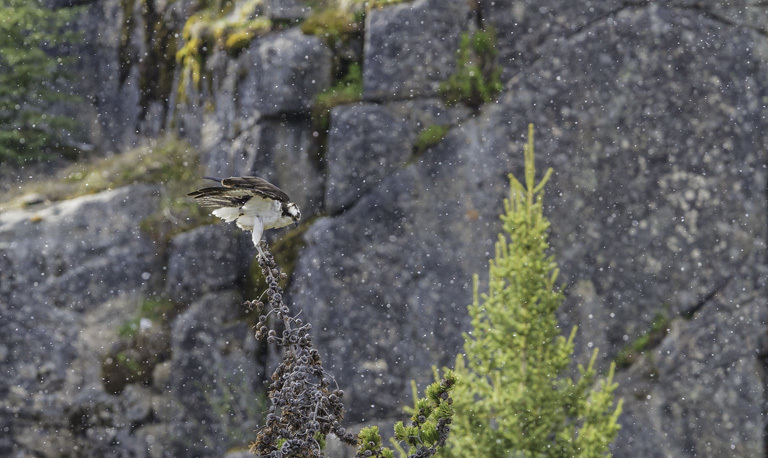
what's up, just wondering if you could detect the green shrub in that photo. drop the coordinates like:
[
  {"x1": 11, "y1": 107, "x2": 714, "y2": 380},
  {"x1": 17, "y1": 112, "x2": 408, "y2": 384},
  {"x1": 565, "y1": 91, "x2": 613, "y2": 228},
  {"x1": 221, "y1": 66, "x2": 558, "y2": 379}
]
[
  {"x1": 439, "y1": 28, "x2": 503, "y2": 109},
  {"x1": 357, "y1": 373, "x2": 457, "y2": 457}
]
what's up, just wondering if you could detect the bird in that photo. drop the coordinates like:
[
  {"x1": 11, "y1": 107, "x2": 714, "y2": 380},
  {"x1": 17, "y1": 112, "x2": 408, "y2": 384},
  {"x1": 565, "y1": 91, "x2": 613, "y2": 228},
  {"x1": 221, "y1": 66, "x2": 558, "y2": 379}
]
[{"x1": 188, "y1": 176, "x2": 301, "y2": 259}]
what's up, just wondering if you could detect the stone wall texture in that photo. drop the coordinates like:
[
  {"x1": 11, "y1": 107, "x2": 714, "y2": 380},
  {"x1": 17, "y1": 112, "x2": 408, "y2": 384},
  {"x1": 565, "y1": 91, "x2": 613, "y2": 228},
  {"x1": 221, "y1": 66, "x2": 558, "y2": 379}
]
[{"x1": 2, "y1": 0, "x2": 767, "y2": 456}]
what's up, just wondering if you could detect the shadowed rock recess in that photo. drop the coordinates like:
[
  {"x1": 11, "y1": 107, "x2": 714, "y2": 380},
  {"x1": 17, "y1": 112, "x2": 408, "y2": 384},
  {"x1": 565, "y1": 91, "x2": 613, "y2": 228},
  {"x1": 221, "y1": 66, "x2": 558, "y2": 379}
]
[{"x1": 1, "y1": 0, "x2": 768, "y2": 456}]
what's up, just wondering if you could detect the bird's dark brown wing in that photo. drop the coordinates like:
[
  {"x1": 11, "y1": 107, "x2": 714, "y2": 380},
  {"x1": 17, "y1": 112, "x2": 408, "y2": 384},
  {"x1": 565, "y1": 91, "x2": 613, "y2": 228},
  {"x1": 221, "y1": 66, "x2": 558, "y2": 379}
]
[
  {"x1": 188, "y1": 176, "x2": 291, "y2": 208},
  {"x1": 219, "y1": 176, "x2": 291, "y2": 202},
  {"x1": 187, "y1": 187, "x2": 253, "y2": 208}
]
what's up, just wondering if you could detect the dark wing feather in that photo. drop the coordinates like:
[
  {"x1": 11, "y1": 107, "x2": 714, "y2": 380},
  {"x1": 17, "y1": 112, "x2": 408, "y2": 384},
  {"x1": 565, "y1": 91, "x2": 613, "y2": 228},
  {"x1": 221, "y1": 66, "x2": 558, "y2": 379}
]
[
  {"x1": 188, "y1": 176, "x2": 291, "y2": 208},
  {"x1": 187, "y1": 187, "x2": 253, "y2": 208},
  {"x1": 220, "y1": 176, "x2": 291, "y2": 202}
]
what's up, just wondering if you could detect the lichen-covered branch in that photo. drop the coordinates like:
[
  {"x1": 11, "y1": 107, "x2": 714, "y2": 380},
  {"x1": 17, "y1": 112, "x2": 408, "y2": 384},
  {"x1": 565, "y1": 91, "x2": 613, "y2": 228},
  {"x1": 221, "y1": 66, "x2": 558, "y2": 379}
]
[{"x1": 248, "y1": 246, "x2": 357, "y2": 457}]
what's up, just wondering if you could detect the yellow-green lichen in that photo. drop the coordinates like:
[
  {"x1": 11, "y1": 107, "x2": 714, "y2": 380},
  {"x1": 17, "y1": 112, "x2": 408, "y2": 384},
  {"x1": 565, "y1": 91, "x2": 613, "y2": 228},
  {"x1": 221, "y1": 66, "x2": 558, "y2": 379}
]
[
  {"x1": 367, "y1": 0, "x2": 410, "y2": 9},
  {"x1": 301, "y1": 6, "x2": 360, "y2": 43},
  {"x1": 224, "y1": 16, "x2": 272, "y2": 53},
  {"x1": 176, "y1": 0, "x2": 271, "y2": 102}
]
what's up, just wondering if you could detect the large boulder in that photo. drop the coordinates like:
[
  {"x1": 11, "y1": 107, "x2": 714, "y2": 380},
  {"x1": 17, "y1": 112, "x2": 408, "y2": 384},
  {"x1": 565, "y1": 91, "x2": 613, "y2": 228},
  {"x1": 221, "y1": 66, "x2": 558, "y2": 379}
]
[
  {"x1": 363, "y1": 0, "x2": 469, "y2": 101},
  {"x1": 169, "y1": 291, "x2": 262, "y2": 456},
  {"x1": 238, "y1": 28, "x2": 332, "y2": 117},
  {"x1": 291, "y1": 120, "x2": 513, "y2": 422},
  {"x1": 0, "y1": 184, "x2": 161, "y2": 312},
  {"x1": 289, "y1": 7, "x2": 768, "y2": 451},
  {"x1": 0, "y1": 185, "x2": 165, "y2": 456},
  {"x1": 615, "y1": 274, "x2": 767, "y2": 457},
  {"x1": 325, "y1": 103, "x2": 414, "y2": 213},
  {"x1": 165, "y1": 224, "x2": 253, "y2": 304}
]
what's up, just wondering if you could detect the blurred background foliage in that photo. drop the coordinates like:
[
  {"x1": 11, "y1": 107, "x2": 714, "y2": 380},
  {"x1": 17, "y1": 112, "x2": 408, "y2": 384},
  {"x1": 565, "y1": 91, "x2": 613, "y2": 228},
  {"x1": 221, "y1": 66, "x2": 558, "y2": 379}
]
[{"x1": 0, "y1": 0, "x2": 83, "y2": 164}]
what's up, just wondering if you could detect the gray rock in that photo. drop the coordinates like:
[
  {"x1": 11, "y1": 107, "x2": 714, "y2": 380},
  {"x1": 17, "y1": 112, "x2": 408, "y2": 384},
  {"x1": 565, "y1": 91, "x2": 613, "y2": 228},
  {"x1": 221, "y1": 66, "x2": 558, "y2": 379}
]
[
  {"x1": 165, "y1": 224, "x2": 254, "y2": 304},
  {"x1": 385, "y1": 98, "x2": 472, "y2": 133},
  {"x1": 264, "y1": 0, "x2": 311, "y2": 21},
  {"x1": 178, "y1": 12, "x2": 339, "y2": 153},
  {"x1": 258, "y1": 117, "x2": 325, "y2": 217},
  {"x1": 0, "y1": 184, "x2": 161, "y2": 312},
  {"x1": 6, "y1": 1, "x2": 768, "y2": 456},
  {"x1": 134, "y1": 423, "x2": 173, "y2": 458},
  {"x1": 482, "y1": 0, "x2": 768, "y2": 83},
  {"x1": 150, "y1": 391, "x2": 175, "y2": 423},
  {"x1": 325, "y1": 103, "x2": 414, "y2": 213},
  {"x1": 170, "y1": 291, "x2": 262, "y2": 456},
  {"x1": 487, "y1": 11, "x2": 767, "y2": 455},
  {"x1": 480, "y1": 0, "x2": 620, "y2": 82},
  {"x1": 0, "y1": 185, "x2": 167, "y2": 456},
  {"x1": 152, "y1": 361, "x2": 172, "y2": 393},
  {"x1": 239, "y1": 28, "x2": 332, "y2": 116},
  {"x1": 55, "y1": 0, "x2": 181, "y2": 151},
  {"x1": 291, "y1": 119, "x2": 512, "y2": 422},
  {"x1": 363, "y1": 0, "x2": 469, "y2": 101},
  {"x1": 291, "y1": 6, "x2": 768, "y2": 446},
  {"x1": 681, "y1": 0, "x2": 768, "y2": 31},
  {"x1": 203, "y1": 119, "x2": 261, "y2": 181},
  {"x1": 614, "y1": 275, "x2": 765, "y2": 457},
  {"x1": 492, "y1": 5, "x2": 767, "y2": 366},
  {"x1": 189, "y1": 31, "x2": 329, "y2": 216},
  {"x1": 73, "y1": 0, "x2": 145, "y2": 151},
  {"x1": 121, "y1": 383, "x2": 153, "y2": 423},
  {"x1": 48, "y1": 0, "x2": 126, "y2": 152}
]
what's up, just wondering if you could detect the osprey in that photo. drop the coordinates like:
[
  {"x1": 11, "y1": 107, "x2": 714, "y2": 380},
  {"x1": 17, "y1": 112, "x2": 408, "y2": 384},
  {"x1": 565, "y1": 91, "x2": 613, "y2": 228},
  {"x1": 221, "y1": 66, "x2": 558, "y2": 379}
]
[{"x1": 188, "y1": 176, "x2": 301, "y2": 258}]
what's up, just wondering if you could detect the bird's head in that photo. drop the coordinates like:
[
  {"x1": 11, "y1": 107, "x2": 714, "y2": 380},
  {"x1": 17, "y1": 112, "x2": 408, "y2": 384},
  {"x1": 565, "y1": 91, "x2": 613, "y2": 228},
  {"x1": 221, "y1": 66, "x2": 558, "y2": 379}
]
[{"x1": 285, "y1": 202, "x2": 301, "y2": 226}]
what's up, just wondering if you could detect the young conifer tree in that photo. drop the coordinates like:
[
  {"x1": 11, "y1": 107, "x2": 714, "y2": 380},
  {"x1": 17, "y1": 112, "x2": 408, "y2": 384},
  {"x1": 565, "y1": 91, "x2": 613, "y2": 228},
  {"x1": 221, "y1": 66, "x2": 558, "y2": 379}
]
[{"x1": 442, "y1": 125, "x2": 622, "y2": 457}]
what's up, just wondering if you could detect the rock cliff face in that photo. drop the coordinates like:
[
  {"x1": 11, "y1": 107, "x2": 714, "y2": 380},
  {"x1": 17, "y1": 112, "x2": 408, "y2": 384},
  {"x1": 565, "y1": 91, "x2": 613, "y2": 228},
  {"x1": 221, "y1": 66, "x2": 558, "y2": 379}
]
[{"x1": 2, "y1": 0, "x2": 768, "y2": 456}]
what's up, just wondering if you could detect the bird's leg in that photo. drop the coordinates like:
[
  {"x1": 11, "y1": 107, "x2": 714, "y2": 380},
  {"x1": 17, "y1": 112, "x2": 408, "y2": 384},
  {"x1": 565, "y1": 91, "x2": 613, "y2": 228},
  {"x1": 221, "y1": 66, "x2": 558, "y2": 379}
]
[
  {"x1": 252, "y1": 215, "x2": 266, "y2": 261},
  {"x1": 256, "y1": 241, "x2": 266, "y2": 263}
]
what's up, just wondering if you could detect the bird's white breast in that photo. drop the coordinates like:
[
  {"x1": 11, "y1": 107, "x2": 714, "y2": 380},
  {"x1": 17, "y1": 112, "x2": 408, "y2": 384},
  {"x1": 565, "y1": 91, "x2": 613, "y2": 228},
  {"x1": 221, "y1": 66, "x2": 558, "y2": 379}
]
[
  {"x1": 237, "y1": 198, "x2": 290, "y2": 230},
  {"x1": 210, "y1": 195, "x2": 294, "y2": 234},
  {"x1": 211, "y1": 207, "x2": 241, "y2": 223}
]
